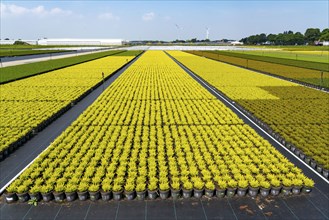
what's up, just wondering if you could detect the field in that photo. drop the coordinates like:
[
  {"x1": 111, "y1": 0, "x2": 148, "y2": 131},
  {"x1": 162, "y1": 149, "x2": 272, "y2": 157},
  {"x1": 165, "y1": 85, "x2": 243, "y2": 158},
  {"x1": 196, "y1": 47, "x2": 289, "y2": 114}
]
[
  {"x1": 169, "y1": 51, "x2": 329, "y2": 170},
  {"x1": 5, "y1": 51, "x2": 313, "y2": 200},
  {"x1": 0, "y1": 51, "x2": 139, "y2": 155},
  {"x1": 188, "y1": 50, "x2": 329, "y2": 88},
  {"x1": 0, "y1": 49, "x2": 71, "y2": 57}
]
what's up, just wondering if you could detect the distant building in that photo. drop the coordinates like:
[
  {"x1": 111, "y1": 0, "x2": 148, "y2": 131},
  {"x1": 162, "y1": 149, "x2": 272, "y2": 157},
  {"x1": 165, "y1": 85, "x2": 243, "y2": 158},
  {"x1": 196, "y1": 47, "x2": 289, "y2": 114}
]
[
  {"x1": 37, "y1": 38, "x2": 125, "y2": 46},
  {"x1": 230, "y1": 41, "x2": 244, "y2": 46},
  {"x1": 0, "y1": 40, "x2": 15, "y2": 45},
  {"x1": 323, "y1": 41, "x2": 329, "y2": 46}
]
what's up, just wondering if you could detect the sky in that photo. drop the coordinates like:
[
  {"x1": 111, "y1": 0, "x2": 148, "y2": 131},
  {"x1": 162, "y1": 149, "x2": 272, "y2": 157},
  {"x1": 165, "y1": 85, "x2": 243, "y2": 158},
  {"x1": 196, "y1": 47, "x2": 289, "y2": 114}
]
[{"x1": 1, "y1": 0, "x2": 328, "y2": 41}]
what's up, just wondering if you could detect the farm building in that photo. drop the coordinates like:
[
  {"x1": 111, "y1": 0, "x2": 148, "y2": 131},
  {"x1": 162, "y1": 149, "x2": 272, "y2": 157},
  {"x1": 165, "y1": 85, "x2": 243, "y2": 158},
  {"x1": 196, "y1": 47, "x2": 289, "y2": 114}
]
[{"x1": 37, "y1": 38, "x2": 126, "y2": 46}]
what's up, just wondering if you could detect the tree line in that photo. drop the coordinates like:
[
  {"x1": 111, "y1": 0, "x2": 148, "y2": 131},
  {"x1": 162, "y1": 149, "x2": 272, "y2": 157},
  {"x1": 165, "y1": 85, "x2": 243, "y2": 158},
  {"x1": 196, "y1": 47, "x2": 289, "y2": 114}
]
[{"x1": 240, "y1": 28, "x2": 329, "y2": 45}]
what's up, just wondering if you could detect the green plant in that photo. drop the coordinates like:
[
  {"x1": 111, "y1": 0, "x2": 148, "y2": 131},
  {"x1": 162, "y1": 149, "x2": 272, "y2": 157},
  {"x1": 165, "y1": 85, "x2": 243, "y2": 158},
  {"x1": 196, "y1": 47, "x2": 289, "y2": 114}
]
[
  {"x1": 6, "y1": 184, "x2": 17, "y2": 193},
  {"x1": 171, "y1": 181, "x2": 180, "y2": 190},
  {"x1": 282, "y1": 178, "x2": 292, "y2": 187},
  {"x1": 77, "y1": 182, "x2": 88, "y2": 192},
  {"x1": 29, "y1": 185, "x2": 41, "y2": 194},
  {"x1": 249, "y1": 179, "x2": 259, "y2": 188},
  {"x1": 112, "y1": 184, "x2": 122, "y2": 192},
  {"x1": 16, "y1": 185, "x2": 28, "y2": 194},
  {"x1": 159, "y1": 182, "x2": 170, "y2": 191},
  {"x1": 183, "y1": 181, "x2": 193, "y2": 190},
  {"x1": 303, "y1": 178, "x2": 314, "y2": 188},
  {"x1": 260, "y1": 180, "x2": 270, "y2": 189},
  {"x1": 193, "y1": 180, "x2": 204, "y2": 190},
  {"x1": 148, "y1": 182, "x2": 158, "y2": 191},
  {"x1": 89, "y1": 184, "x2": 100, "y2": 192},
  {"x1": 28, "y1": 198, "x2": 38, "y2": 206},
  {"x1": 40, "y1": 184, "x2": 53, "y2": 193},
  {"x1": 227, "y1": 179, "x2": 237, "y2": 189},
  {"x1": 238, "y1": 179, "x2": 248, "y2": 189},
  {"x1": 292, "y1": 179, "x2": 303, "y2": 187},
  {"x1": 136, "y1": 183, "x2": 146, "y2": 192},
  {"x1": 124, "y1": 182, "x2": 135, "y2": 192},
  {"x1": 205, "y1": 181, "x2": 215, "y2": 190},
  {"x1": 270, "y1": 178, "x2": 281, "y2": 187},
  {"x1": 217, "y1": 180, "x2": 227, "y2": 189},
  {"x1": 54, "y1": 183, "x2": 65, "y2": 192}
]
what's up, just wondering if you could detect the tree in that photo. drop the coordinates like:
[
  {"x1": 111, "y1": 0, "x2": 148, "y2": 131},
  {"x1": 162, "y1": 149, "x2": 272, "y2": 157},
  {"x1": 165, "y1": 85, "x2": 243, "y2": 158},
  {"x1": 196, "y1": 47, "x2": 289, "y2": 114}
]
[
  {"x1": 320, "y1": 29, "x2": 329, "y2": 41},
  {"x1": 304, "y1": 28, "x2": 321, "y2": 44},
  {"x1": 294, "y1": 32, "x2": 305, "y2": 45},
  {"x1": 267, "y1": 34, "x2": 277, "y2": 44}
]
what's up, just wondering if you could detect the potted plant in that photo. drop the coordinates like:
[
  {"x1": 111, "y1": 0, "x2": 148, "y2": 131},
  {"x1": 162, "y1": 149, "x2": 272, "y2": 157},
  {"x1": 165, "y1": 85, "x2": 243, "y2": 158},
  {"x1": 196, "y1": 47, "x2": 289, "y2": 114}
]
[
  {"x1": 77, "y1": 182, "x2": 89, "y2": 201},
  {"x1": 193, "y1": 180, "x2": 204, "y2": 198},
  {"x1": 40, "y1": 184, "x2": 54, "y2": 202},
  {"x1": 89, "y1": 184, "x2": 100, "y2": 201},
  {"x1": 124, "y1": 182, "x2": 135, "y2": 200},
  {"x1": 135, "y1": 183, "x2": 146, "y2": 200},
  {"x1": 237, "y1": 179, "x2": 248, "y2": 197},
  {"x1": 259, "y1": 180, "x2": 271, "y2": 197},
  {"x1": 182, "y1": 181, "x2": 193, "y2": 198},
  {"x1": 248, "y1": 179, "x2": 259, "y2": 197},
  {"x1": 281, "y1": 178, "x2": 292, "y2": 196},
  {"x1": 170, "y1": 181, "x2": 181, "y2": 199},
  {"x1": 205, "y1": 181, "x2": 215, "y2": 198},
  {"x1": 270, "y1": 178, "x2": 281, "y2": 196},
  {"x1": 4, "y1": 184, "x2": 18, "y2": 203},
  {"x1": 292, "y1": 179, "x2": 303, "y2": 195},
  {"x1": 101, "y1": 180, "x2": 112, "y2": 201},
  {"x1": 216, "y1": 180, "x2": 227, "y2": 198},
  {"x1": 16, "y1": 184, "x2": 30, "y2": 202},
  {"x1": 29, "y1": 185, "x2": 42, "y2": 202},
  {"x1": 226, "y1": 179, "x2": 237, "y2": 198},
  {"x1": 159, "y1": 182, "x2": 170, "y2": 199},
  {"x1": 302, "y1": 178, "x2": 314, "y2": 193},
  {"x1": 112, "y1": 184, "x2": 123, "y2": 201},
  {"x1": 148, "y1": 181, "x2": 158, "y2": 200},
  {"x1": 53, "y1": 183, "x2": 66, "y2": 202},
  {"x1": 65, "y1": 183, "x2": 77, "y2": 202}
]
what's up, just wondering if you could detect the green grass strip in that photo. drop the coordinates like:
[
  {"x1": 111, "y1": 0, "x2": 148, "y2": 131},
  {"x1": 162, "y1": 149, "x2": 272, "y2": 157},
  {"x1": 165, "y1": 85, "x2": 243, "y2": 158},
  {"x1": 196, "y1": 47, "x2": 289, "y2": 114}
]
[
  {"x1": 208, "y1": 51, "x2": 329, "y2": 72},
  {"x1": 0, "y1": 50, "x2": 72, "y2": 57}
]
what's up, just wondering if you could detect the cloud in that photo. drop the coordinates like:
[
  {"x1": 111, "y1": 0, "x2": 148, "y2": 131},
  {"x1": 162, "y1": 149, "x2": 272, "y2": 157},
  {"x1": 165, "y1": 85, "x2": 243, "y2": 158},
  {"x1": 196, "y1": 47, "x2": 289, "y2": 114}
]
[
  {"x1": 98, "y1": 12, "x2": 120, "y2": 21},
  {"x1": 142, "y1": 12, "x2": 155, "y2": 21},
  {"x1": 0, "y1": 3, "x2": 72, "y2": 17}
]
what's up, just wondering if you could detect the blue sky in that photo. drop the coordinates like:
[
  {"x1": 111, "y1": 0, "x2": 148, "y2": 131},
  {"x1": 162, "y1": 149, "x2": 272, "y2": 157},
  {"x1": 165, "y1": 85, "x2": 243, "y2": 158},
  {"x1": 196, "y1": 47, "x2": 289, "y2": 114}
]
[{"x1": 1, "y1": 0, "x2": 328, "y2": 41}]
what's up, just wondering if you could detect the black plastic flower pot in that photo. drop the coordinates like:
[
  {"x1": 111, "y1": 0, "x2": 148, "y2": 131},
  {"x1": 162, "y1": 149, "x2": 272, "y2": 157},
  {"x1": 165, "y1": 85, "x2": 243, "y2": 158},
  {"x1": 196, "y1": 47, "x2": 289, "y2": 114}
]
[
  {"x1": 148, "y1": 190, "x2": 158, "y2": 200},
  {"x1": 136, "y1": 191, "x2": 146, "y2": 200},
  {"x1": 159, "y1": 190, "x2": 170, "y2": 199},
  {"x1": 260, "y1": 188, "x2": 270, "y2": 197},
  {"x1": 53, "y1": 192, "x2": 65, "y2": 202},
  {"x1": 41, "y1": 192, "x2": 53, "y2": 202},
  {"x1": 100, "y1": 191, "x2": 112, "y2": 201},
  {"x1": 290, "y1": 145, "x2": 296, "y2": 152},
  {"x1": 4, "y1": 192, "x2": 17, "y2": 203},
  {"x1": 299, "y1": 152, "x2": 305, "y2": 160},
  {"x1": 171, "y1": 189, "x2": 181, "y2": 199},
  {"x1": 322, "y1": 169, "x2": 329, "y2": 179},
  {"x1": 316, "y1": 165, "x2": 323, "y2": 173},
  {"x1": 89, "y1": 191, "x2": 100, "y2": 201},
  {"x1": 294, "y1": 149, "x2": 301, "y2": 157},
  {"x1": 182, "y1": 189, "x2": 193, "y2": 198},
  {"x1": 270, "y1": 187, "x2": 281, "y2": 196},
  {"x1": 29, "y1": 192, "x2": 42, "y2": 202},
  {"x1": 302, "y1": 187, "x2": 312, "y2": 194},
  {"x1": 77, "y1": 191, "x2": 89, "y2": 201},
  {"x1": 65, "y1": 192, "x2": 77, "y2": 202},
  {"x1": 281, "y1": 186, "x2": 292, "y2": 196},
  {"x1": 216, "y1": 189, "x2": 226, "y2": 198},
  {"x1": 304, "y1": 157, "x2": 311, "y2": 164},
  {"x1": 124, "y1": 191, "x2": 135, "y2": 200},
  {"x1": 205, "y1": 189, "x2": 214, "y2": 198},
  {"x1": 113, "y1": 191, "x2": 123, "y2": 201},
  {"x1": 194, "y1": 189, "x2": 204, "y2": 198},
  {"x1": 237, "y1": 188, "x2": 247, "y2": 197},
  {"x1": 17, "y1": 192, "x2": 30, "y2": 203},
  {"x1": 310, "y1": 160, "x2": 317, "y2": 169},
  {"x1": 292, "y1": 186, "x2": 302, "y2": 195},
  {"x1": 226, "y1": 188, "x2": 236, "y2": 198},
  {"x1": 248, "y1": 187, "x2": 259, "y2": 197}
]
